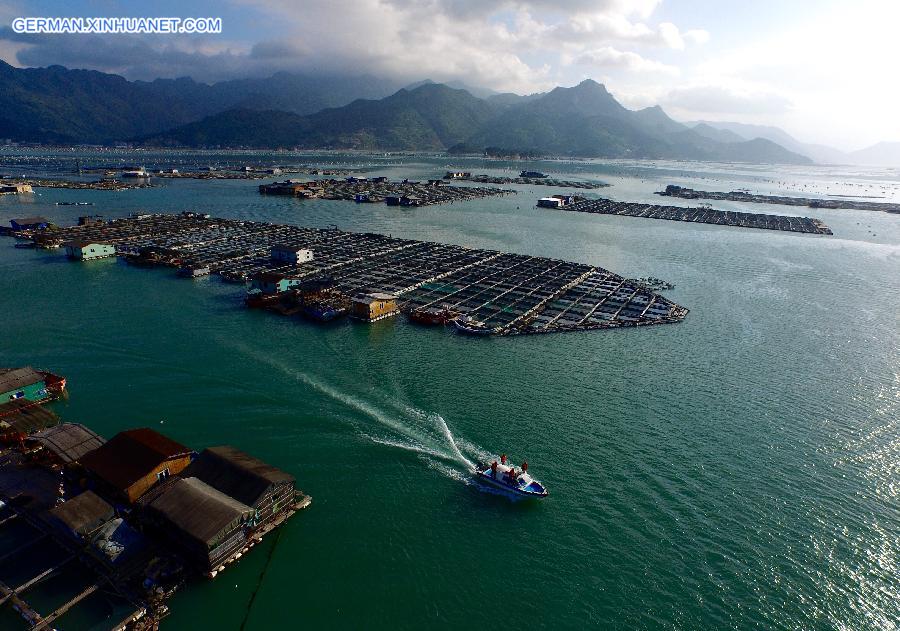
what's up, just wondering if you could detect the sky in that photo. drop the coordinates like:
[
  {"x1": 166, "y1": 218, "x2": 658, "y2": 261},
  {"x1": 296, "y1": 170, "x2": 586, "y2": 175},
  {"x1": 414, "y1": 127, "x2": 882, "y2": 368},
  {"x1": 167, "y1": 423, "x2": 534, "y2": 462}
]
[{"x1": 0, "y1": 0, "x2": 897, "y2": 150}]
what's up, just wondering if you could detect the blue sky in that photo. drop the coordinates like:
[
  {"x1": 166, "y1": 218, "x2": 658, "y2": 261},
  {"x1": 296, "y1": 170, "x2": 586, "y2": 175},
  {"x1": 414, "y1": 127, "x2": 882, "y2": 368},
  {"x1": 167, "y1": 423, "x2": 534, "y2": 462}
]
[{"x1": 0, "y1": 0, "x2": 896, "y2": 150}]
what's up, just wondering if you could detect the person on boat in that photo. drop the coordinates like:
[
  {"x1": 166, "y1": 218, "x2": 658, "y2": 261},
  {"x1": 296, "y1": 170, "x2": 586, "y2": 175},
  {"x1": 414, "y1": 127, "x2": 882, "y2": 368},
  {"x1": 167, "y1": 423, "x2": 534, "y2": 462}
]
[
  {"x1": 507, "y1": 467, "x2": 516, "y2": 485},
  {"x1": 490, "y1": 461, "x2": 498, "y2": 478},
  {"x1": 500, "y1": 454, "x2": 507, "y2": 465},
  {"x1": 522, "y1": 460, "x2": 528, "y2": 472}
]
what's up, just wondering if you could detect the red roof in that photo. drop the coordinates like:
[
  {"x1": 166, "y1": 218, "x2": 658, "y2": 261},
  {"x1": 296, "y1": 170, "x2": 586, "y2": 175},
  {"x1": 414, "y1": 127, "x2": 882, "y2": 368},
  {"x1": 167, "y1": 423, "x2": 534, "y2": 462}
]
[{"x1": 80, "y1": 428, "x2": 192, "y2": 492}]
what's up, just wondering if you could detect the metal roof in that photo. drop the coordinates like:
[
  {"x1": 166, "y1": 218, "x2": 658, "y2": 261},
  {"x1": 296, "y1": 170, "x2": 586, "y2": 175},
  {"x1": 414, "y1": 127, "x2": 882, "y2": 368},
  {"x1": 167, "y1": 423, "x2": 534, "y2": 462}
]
[
  {"x1": 49, "y1": 490, "x2": 114, "y2": 536},
  {"x1": 27, "y1": 422, "x2": 105, "y2": 463},
  {"x1": 146, "y1": 477, "x2": 253, "y2": 546},
  {"x1": 183, "y1": 446, "x2": 294, "y2": 508},
  {"x1": 0, "y1": 367, "x2": 44, "y2": 393}
]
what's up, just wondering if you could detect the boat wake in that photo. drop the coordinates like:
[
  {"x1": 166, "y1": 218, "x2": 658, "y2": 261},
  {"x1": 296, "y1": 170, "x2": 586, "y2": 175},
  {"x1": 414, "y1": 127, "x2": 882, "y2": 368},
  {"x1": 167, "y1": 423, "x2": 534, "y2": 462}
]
[{"x1": 228, "y1": 343, "x2": 483, "y2": 484}]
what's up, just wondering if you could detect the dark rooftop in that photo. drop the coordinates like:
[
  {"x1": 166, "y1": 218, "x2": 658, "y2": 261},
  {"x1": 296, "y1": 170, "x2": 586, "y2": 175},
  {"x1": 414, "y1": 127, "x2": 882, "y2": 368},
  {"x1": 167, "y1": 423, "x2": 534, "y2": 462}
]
[
  {"x1": 183, "y1": 446, "x2": 294, "y2": 507},
  {"x1": 145, "y1": 477, "x2": 253, "y2": 546},
  {"x1": 27, "y1": 422, "x2": 106, "y2": 464},
  {"x1": 0, "y1": 366, "x2": 45, "y2": 393},
  {"x1": 80, "y1": 428, "x2": 192, "y2": 492},
  {"x1": 48, "y1": 490, "x2": 114, "y2": 536}
]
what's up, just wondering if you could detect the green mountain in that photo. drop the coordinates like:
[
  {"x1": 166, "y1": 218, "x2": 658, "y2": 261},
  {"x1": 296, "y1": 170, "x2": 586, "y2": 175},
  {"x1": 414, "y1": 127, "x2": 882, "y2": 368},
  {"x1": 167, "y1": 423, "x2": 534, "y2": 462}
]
[
  {"x1": 465, "y1": 80, "x2": 812, "y2": 163},
  {"x1": 139, "y1": 84, "x2": 500, "y2": 150},
  {"x1": 0, "y1": 61, "x2": 400, "y2": 143}
]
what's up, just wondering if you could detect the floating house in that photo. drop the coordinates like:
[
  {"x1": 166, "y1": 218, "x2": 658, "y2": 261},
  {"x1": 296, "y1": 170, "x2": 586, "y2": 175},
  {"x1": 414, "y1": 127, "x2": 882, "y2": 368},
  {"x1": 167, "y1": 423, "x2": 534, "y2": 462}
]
[
  {"x1": 140, "y1": 476, "x2": 254, "y2": 573},
  {"x1": 384, "y1": 195, "x2": 402, "y2": 206},
  {"x1": 520, "y1": 170, "x2": 548, "y2": 178},
  {"x1": 270, "y1": 244, "x2": 314, "y2": 265},
  {"x1": 444, "y1": 171, "x2": 471, "y2": 179},
  {"x1": 249, "y1": 272, "x2": 303, "y2": 294},
  {"x1": 10, "y1": 216, "x2": 49, "y2": 232},
  {"x1": 0, "y1": 366, "x2": 65, "y2": 404},
  {"x1": 400, "y1": 196, "x2": 421, "y2": 207},
  {"x1": 350, "y1": 293, "x2": 399, "y2": 322},
  {"x1": 184, "y1": 446, "x2": 297, "y2": 533},
  {"x1": 65, "y1": 241, "x2": 116, "y2": 260},
  {"x1": 77, "y1": 215, "x2": 105, "y2": 227},
  {"x1": 0, "y1": 183, "x2": 33, "y2": 194},
  {"x1": 537, "y1": 195, "x2": 575, "y2": 208},
  {"x1": 80, "y1": 428, "x2": 194, "y2": 503},
  {"x1": 354, "y1": 191, "x2": 372, "y2": 203}
]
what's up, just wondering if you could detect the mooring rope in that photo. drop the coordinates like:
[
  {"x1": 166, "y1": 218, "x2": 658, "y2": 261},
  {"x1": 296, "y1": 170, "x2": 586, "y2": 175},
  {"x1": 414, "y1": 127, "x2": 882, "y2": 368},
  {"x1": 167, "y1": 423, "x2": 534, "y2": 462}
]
[{"x1": 239, "y1": 527, "x2": 283, "y2": 631}]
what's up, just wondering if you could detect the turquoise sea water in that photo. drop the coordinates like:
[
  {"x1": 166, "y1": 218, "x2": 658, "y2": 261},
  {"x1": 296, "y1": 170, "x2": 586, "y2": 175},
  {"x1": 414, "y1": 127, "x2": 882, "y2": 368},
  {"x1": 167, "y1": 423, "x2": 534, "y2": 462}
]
[{"x1": 1, "y1": 151, "x2": 898, "y2": 630}]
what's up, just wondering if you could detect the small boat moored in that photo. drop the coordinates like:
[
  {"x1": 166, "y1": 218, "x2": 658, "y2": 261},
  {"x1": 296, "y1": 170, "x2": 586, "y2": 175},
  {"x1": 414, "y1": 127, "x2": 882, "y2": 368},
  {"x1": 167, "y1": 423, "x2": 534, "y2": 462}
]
[
  {"x1": 474, "y1": 454, "x2": 548, "y2": 498},
  {"x1": 453, "y1": 315, "x2": 498, "y2": 336}
]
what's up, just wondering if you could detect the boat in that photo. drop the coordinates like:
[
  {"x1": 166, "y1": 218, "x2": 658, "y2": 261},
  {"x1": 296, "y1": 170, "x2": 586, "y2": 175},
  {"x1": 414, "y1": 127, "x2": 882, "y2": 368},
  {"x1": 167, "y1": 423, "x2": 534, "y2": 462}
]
[
  {"x1": 408, "y1": 305, "x2": 458, "y2": 326},
  {"x1": 474, "y1": 456, "x2": 548, "y2": 498},
  {"x1": 452, "y1": 315, "x2": 497, "y2": 336},
  {"x1": 301, "y1": 302, "x2": 347, "y2": 322},
  {"x1": 122, "y1": 168, "x2": 151, "y2": 179}
]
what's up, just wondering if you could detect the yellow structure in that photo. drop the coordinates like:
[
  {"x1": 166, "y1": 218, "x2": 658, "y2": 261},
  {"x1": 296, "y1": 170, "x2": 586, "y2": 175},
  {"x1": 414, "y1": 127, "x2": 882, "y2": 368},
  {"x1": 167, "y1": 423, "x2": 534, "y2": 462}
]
[{"x1": 350, "y1": 293, "x2": 399, "y2": 322}]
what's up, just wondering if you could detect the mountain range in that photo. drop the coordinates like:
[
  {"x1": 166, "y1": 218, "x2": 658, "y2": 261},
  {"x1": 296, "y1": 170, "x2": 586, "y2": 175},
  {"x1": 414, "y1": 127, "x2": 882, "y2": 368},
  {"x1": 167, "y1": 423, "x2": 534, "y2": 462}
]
[
  {"x1": 0, "y1": 60, "x2": 894, "y2": 165},
  {"x1": 136, "y1": 80, "x2": 811, "y2": 163}
]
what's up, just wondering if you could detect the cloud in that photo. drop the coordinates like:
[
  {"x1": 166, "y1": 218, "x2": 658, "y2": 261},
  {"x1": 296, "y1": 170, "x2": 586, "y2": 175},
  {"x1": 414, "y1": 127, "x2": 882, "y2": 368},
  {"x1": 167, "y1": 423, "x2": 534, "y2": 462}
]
[
  {"x1": 0, "y1": 0, "x2": 706, "y2": 94},
  {"x1": 573, "y1": 46, "x2": 678, "y2": 75},
  {"x1": 661, "y1": 85, "x2": 793, "y2": 116}
]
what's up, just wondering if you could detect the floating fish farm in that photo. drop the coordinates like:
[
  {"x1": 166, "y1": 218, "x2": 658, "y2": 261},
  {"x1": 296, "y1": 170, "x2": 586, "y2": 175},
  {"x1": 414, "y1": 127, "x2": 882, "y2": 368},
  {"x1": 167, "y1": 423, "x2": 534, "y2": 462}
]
[
  {"x1": 300, "y1": 178, "x2": 516, "y2": 206},
  {"x1": 550, "y1": 197, "x2": 833, "y2": 234},
  {"x1": 21, "y1": 213, "x2": 688, "y2": 335},
  {"x1": 449, "y1": 174, "x2": 608, "y2": 189},
  {"x1": 657, "y1": 184, "x2": 900, "y2": 213}
]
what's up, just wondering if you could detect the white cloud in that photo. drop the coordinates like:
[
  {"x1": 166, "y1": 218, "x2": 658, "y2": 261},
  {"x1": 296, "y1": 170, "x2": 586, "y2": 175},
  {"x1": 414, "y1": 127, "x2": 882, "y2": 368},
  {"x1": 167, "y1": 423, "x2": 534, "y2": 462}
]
[
  {"x1": 662, "y1": 84, "x2": 793, "y2": 116},
  {"x1": 574, "y1": 46, "x2": 678, "y2": 75}
]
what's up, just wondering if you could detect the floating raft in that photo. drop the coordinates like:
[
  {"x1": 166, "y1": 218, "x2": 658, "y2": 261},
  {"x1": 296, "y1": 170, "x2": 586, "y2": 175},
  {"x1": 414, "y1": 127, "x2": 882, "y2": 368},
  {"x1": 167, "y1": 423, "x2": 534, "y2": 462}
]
[
  {"x1": 550, "y1": 197, "x2": 832, "y2": 235},
  {"x1": 449, "y1": 174, "x2": 608, "y2": 189},
  {"x1": 657, "y1": 184, "x2": 900, "y2": 213},
  {"x1": 23, "y1": 212, "x2": 689, "y2": 336}
]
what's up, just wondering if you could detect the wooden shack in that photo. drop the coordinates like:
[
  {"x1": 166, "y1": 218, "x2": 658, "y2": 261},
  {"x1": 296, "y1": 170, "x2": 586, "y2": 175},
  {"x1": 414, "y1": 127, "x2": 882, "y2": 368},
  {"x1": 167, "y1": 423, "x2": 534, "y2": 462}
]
[
  {"x1": 183, "y1": 446, "x2": 296, "y2": 532},
  {"x1": 80, "y1": 428, "x2": 194, "y2": 503},
  {"x1": 350, "y1": 293, "x2": 399, "y2": 322},
  {"x1": 140, "y1": 476, "x2": 254, "y2": 573},
  {"x1": 64, "y1": 241, "x2": 116, "y2": 260}
]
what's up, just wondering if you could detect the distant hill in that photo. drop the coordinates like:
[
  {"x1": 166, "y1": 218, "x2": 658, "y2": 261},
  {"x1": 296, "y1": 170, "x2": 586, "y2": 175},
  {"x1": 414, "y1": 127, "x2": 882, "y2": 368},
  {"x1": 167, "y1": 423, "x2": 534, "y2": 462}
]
[
  {"x1": 686, "y1": 120, "x2": 850, "y2": 164},
  {"x1": 0, "y1": 61, "x2": 401, "y2": 143},
  {"x1": 848, "y1": 141, "x2": 900, "y2": 166},
  {"x1": 690, "y1": 122, "x2": 746, "y2": 144},
  {"x1": 463, "y1": 80, "x2": 812, "y2": 163},
  {"x1": 142, "y1": 79, "x2": 813, "y2": 163},
  {"x1": 0, "y1": 61, "x2": 821, "y2": 164}
]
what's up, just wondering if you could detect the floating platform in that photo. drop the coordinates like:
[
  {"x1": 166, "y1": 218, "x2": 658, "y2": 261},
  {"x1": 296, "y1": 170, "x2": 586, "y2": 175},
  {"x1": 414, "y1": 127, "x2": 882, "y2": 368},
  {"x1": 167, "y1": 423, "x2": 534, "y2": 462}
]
[
  {"x1": 657, "y1": 184, "x2": 900, "y2": 213},
  {"x1": 448, "y1": 174, "x2": 608, "y2": 189},
  {"x1": 261, "y1": 178, "x2": 514, "y2": 206},
  {"x1": 17, "y1": 212, "x2": 688, "y2": 336},
  {"x1": 550, "y1": 197, "x2": 833, "y2": 235}
]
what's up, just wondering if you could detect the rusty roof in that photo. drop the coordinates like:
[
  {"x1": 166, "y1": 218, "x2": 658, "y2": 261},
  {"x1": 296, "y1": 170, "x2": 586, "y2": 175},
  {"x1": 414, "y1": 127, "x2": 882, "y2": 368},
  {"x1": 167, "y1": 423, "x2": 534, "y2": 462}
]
[{"x1": 80, "y1": 428, "x2": 192, "y2": 493}]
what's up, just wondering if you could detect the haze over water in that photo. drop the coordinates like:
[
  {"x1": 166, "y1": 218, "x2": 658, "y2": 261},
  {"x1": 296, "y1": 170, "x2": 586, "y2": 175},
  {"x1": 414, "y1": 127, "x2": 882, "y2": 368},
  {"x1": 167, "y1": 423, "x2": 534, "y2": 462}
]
[{"x1": 2, "y1": 150, "x2": 898, "y2": 629}]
